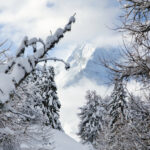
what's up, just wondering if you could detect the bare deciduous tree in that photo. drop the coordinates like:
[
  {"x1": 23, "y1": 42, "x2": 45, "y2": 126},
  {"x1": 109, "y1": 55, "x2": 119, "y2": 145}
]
[{"x1": 100, "y1": 0, "x2": 150, "y2": 83}]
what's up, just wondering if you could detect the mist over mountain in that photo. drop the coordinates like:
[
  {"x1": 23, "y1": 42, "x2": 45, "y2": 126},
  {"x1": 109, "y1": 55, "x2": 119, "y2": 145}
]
[{"x1": 56, "y1": 44, "x2": 120, "y2": 88}]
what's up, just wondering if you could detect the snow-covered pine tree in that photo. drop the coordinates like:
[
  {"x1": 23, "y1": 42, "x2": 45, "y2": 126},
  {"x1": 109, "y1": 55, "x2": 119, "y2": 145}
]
[
  {"x1": 108, "y1": 79, "x2": 127, "y2": 128},
  {"x1": 106, "y1": 79, "x2": 131, "y2": 149},
  {"x1": 18, "y1": 69, "x2": 44, "y2": 123},
  {"x1": 78, "y1": 90, "x2": 105, "y2": 148},
  {"x1": 34, "y1": 65, "x2": 62, "y2": 130}
]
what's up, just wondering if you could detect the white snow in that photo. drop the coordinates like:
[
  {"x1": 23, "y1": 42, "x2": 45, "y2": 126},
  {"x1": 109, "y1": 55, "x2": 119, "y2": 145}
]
[
  {"x1": 0, "y1": 127, "x2": 14, "y2": 135},
  {"x1": 28, "y1": 37, "x2": 37, "y2": 45},
  {"x1": 0, "y1": 15, "x2": 76, "y2": 105},
  {"x1": 34, "y1": 48, "x2": 45, "y2": 59},
  {"x1": 55, "y1": 44, "x2": 96, "y2": 87},
  {"x1": 0, "y1": 73, "x2": 15, "y2": 103},
  {"x1": 55, "y1": 28, "x2": 64, "y2": 37},
  {"x1": 12, "y1": 125, "x2": 89, "y2": 150},
  {"x1": 53, "y1": 130, "x2": 87, "y2": 150},
  {"x1": 65, "y1": 24, "x2": 71, "y2": 30},
  {"x1": 69, "y1": 16, "x2": 76, "y2": 23}
]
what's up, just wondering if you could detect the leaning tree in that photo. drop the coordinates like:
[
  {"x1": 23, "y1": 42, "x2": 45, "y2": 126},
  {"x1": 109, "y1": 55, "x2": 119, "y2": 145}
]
[
  {"x1": 0, "y1": 15, "x2": 76, "y2": 150},
  {"x1": 0, "y1": 15, "x2": 75, "y2": 108}
]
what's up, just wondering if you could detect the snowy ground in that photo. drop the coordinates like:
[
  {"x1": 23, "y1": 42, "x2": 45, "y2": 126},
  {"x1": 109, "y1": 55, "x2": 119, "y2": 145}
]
[
  {"x1": 0, "y1": 124, "x2": 92, "y2": 150},
  {"x1": 9, "y1": 124, "x2": 90, "y2": 150},
  {"x1": 53, "y1": 130, "x2": 88, "y2": 150}
]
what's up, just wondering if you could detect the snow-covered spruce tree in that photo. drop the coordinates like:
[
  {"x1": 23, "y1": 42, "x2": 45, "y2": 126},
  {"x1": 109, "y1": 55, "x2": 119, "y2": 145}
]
[
  {"x1": 96, "y1": 96, "x2": 111, "y2": 150},
  {"x1": 78, "y1": 90, "x2": 105, "y2": 148},
  {"x1": 106, "y1": 79, "x2": 131, "y2": 150},
  {"x1": 34, "y1": 65, "x2": 62, "y2": 130},
  {"x1": 0, "y1": 64, "x2": 63, "y2": 149},
  {"x1": 18, "y1": 69, "x2": 44, "y2": 123},
  {"x1": 108, "y1": 79, "x2": 127, "y2": 128}
]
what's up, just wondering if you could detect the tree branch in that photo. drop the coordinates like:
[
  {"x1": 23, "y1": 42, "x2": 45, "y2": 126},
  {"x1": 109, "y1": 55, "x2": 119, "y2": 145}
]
[
  {"x1": 38, "y1": 57, "x2": 70, "y2": 70},
  {"x1": 0, "y1": 15, "x2": 76, "y2": 106}
]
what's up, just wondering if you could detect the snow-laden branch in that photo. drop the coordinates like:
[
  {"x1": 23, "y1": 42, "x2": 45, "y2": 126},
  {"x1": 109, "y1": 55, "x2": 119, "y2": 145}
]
[
  {"x1": 0, "y1": 15, "x2": 76, "y2": 106},
  {"x1": 9, "y1": 109, "x2": 35, "y2": 120},
  {"x1": 38, "y1": 57, "x2": 70, "y2": 70}
]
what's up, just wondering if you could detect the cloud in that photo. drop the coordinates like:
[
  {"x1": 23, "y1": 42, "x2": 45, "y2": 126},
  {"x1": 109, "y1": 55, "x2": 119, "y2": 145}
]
[
  {"x1": 0, "y1": 0, "x2": 121, "y2": 50},
  {"x1": 127, "y1": 80, "x2": 150, "y2": 100},
  {"x1": 46, "y1": 1, "x2": 55, "y2": 8},
  {"x1": 58, "y1": 78, "x2": 148, "y2": 141},
  {"x1": 56, "y1": 77, "x2": 112, "y2": 141}
]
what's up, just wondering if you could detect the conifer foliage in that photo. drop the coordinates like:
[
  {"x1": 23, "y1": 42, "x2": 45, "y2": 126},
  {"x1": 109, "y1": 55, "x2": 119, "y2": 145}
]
[
  {"x1": 106, "y1": 79, "x2": 129, "y2": 149},
  {"x1": 108, "y1": 79, "x2": 127, "y2": 128},
  {"x1": 34, "y1": 65, "x2": 62, "y2": 130},
  {"x1": 78, "y1": 90, "x2": 104, "y2": 148}
]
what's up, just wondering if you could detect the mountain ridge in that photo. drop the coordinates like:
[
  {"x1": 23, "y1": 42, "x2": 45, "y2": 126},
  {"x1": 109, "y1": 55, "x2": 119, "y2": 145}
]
[{"x1": 56, "y1": 44, "x2": 119, "y2": 88}]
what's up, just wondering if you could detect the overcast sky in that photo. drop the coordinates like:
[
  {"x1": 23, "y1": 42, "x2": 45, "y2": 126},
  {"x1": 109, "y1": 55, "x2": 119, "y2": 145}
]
[
  {"x1": 0, "y1": 0, "x2": 123, "y2": 141},
  {"x1": 0, "y1": 0, "x2": 121, "y2": 52}
]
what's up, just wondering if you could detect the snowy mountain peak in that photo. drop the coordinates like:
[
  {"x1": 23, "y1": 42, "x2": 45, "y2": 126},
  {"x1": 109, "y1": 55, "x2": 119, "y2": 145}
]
[
  {"x1": 56, "y1": 44, "x2": 116, "y2": 88},
  {"x1": 67, "y1": 44, "x2": 95, "y2": 71}
]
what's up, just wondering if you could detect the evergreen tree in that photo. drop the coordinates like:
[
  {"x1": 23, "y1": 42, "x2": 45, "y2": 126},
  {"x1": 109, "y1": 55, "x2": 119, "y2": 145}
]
[
  {"x1": 106, "y1": 79, "x2": 130, "y2": 149},
  {"x1": 19, "y1": 64, "x2": 62, "y2": 130},
  {"x1": 78, "y1": 90, "x2": 105, "y2": 148},
  {"x1": 108, "y1": 79, "x2": 127, "y2": 128},
  {"x1": 35, "y1": 65, "x2": 62, "y2": 130}
]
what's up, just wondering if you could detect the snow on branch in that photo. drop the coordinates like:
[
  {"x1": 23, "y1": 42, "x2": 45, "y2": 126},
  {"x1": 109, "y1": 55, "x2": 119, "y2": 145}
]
[
  {"x1": 9, "y1": 108, "x2": 35, "y2": 120},
  {"x1": 0, "y1": 15, "x2": 76, "y2": 106},
  {"x1": 38, "y1": 57, "x2": 70, "y2": 70}
]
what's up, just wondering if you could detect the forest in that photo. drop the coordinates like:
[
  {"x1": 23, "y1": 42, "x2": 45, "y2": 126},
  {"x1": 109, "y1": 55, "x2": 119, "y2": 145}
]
[{"x1": 0, "y1": 0, "x2": 150, "y2": 150}]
